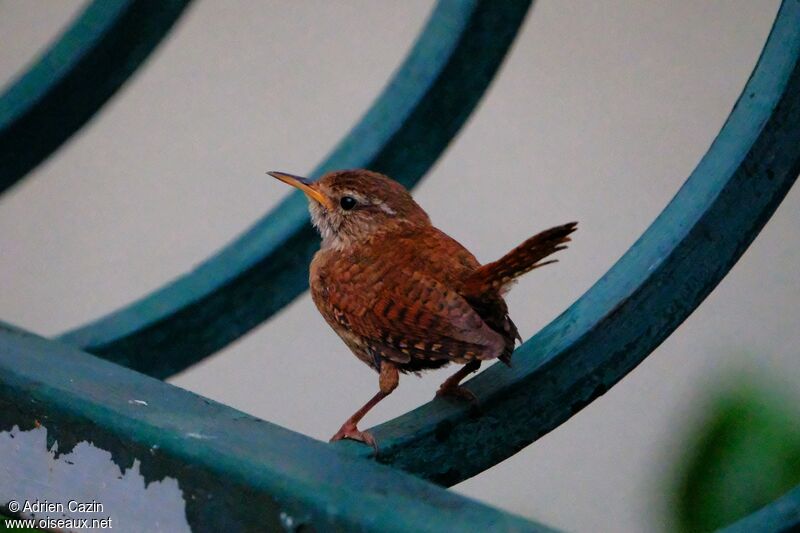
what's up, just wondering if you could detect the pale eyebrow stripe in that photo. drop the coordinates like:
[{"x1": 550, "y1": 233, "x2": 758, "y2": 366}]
[{"x1": 378, "y1": 203, "x2": 397, "y2": 216}]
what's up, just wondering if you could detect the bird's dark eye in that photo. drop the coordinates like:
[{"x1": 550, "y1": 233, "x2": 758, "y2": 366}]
[{"x1": 339, "y1": 196, "x2": 357, "y2": 211}]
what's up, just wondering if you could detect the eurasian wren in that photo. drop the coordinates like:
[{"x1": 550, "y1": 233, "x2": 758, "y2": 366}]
[{"x1": 269, "y1": 169, "x2": 576, "y2": 449}]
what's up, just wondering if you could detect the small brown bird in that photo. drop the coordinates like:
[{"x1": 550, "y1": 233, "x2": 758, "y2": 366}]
[{"x1": 269, "y1": 169, "x2": 576, "y2": 448}]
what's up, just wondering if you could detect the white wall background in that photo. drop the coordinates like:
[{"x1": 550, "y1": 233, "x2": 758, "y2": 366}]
[{"x1": 0, "y1": 1, "x2": 795, "y2": 531}]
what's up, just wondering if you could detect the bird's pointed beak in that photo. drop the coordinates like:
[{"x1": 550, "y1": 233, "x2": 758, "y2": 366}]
[{"x1": 268, "y1": 171, "x2": 333, "y2": 209}]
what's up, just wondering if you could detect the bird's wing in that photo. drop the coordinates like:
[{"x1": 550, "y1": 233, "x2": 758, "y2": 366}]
[
  {"x1": 325, "y1": 262, "x2": 505, "y2": 366},
  {"x1": 326, "y1": 228, "x2": 504, "y2": 363}
]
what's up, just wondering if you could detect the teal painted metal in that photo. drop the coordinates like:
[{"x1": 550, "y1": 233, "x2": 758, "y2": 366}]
[
  {"x1": 58, "y1": 0, "x2": 534, "y2": 378},
  {"x1": 2, "y1": 1, "x2": 796, "y2": 530},
  {"x1": 334, "y1": 0, "x2": 800, "y2": 486},
  {"x1": 0, "y1": 323, "x2": 551, "y2": 532},
  {"x1": 0, "y1": 0, "x2": 191, "y2": 196},
  {"x1": 721, "y1": 485, "x2": 800, "y2": 533}
]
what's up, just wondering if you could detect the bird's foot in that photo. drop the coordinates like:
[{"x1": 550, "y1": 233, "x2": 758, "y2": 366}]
[
  {"x1": 330, "y1": 422, "x2": 378, "y2": 452},
  {"x1": 436, "y1": 384, "x2": 478, "y2": 404}
]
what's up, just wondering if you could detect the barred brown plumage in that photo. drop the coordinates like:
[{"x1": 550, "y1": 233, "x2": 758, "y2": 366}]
[{"x1": 269, "y1": 169, "x2": 576, "y2": 450}]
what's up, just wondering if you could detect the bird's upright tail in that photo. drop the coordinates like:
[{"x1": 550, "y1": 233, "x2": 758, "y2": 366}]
[{"x1": 461, "y1": 222, "x2": 577, "y2": 297}]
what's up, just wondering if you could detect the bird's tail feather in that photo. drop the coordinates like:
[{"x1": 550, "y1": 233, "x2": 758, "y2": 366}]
[{"x1": 461, "y1": 222, "x2": 577, "y2": 297}]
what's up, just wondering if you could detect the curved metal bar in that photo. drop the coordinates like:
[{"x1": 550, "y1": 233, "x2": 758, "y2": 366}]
[
  {"x1": 0, "y1": 323, "x2": 552, "y2": 532},
  {"x1": 336, "y1": 0, "x2": 800, "y2": 486},
  {"x1": 58, "y1": 0, "x2": 534, "y2": 378},
  {"x1": 720, "y1": 484, "x2": 800, "y2": 532},
  {"x1": 0, "y1": 0, "x2": 192, "y2": 195}
]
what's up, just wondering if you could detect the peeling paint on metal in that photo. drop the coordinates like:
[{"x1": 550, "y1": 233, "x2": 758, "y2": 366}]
[{"x1": 0, "y1": 425, "x2": 190, "y2": 533}]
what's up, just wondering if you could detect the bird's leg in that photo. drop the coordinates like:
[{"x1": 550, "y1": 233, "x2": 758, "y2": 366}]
[
  {"x1": 330, "y1": 361, "x2": 398, "y2": 450},
  {"x1": 436, "y1": 360, "x2": 481, "y2": 402}
]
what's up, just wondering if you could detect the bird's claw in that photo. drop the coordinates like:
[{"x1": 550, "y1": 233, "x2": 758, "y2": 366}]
[
  {"x1": 330, "y1": 423, "x2": 378, "y2": 453},
  {"x1": 436, "y1": 384, "x2": 478, "y2": 404}
]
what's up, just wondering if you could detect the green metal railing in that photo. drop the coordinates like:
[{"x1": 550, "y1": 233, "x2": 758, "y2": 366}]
[
  {"x1": 1, "y1": 0, "x2": 798, "y2": 531},
  {"x1": 0, "y1": 0, "x2": 191, "y2": 195}
]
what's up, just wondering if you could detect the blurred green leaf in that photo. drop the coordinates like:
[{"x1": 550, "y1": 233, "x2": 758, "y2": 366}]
[{"x1": 673, "y1": 382, "x2": 800, "y2": 532}]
